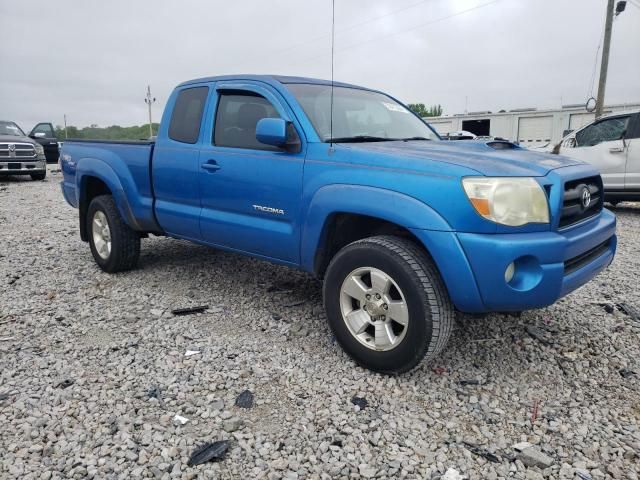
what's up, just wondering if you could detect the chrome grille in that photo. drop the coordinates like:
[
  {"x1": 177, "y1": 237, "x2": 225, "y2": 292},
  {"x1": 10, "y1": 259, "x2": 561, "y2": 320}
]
[
  {"x1": 0, "y1": 143, "x2": 37, "y2": 159},
  {"x1": 559, "y1": 176, "x2": 603, "y2": 228}
]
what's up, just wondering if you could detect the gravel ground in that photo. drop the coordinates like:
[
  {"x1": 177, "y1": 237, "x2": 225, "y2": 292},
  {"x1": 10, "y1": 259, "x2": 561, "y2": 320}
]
[{"x1": 1, "y1": 167, "x2": 639, "y2": 480}]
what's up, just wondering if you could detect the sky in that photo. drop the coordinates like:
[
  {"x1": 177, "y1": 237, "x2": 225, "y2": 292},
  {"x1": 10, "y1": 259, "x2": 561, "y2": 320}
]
[{"x1": 1, "y1": 0, "x2": 639, "y2": 130}]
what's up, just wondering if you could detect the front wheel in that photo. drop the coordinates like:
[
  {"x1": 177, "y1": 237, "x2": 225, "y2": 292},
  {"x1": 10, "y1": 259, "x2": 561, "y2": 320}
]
[
  {"x1": 87, "y1": 195, "x2": 140, "y2": 273},
  {"x1": 323, "y1": 235, "x2": 454, "y2": 374},
  {"x1": 31, "y1": 171, "x2": 46, "y2": 181}
]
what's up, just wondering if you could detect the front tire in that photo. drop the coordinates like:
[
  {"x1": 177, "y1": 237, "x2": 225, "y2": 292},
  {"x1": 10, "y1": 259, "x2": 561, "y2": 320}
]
[
  {"x1": 31, "y1": 171, "x2": 46, "y2": 181},
  {"x1": 87, "y1": 195, "x2": 140, "y2": 273},
  {"x1": 323, "y1": 235, "x2": 454, "y2": 374}
]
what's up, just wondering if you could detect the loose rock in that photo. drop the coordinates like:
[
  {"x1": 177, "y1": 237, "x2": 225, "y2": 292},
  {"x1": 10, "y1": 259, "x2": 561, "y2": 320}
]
[
  {"x1": 235, "y1": 390, "x2": 254, "y2": 408},
  {"x1": 516, "y1": 446, "x2": 555, "y2": 469},
  {"x1": 187, "y1": 441, "x2": 230, "y2": 466},
  {"x1": 351, "y1": 396, "x2": 368, "y2": 409}
]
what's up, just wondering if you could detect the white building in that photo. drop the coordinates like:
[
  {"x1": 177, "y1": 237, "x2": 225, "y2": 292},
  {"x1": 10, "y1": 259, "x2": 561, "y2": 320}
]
[{"x1": 426, "y1": 102, "x2": 640, "y2": 147}]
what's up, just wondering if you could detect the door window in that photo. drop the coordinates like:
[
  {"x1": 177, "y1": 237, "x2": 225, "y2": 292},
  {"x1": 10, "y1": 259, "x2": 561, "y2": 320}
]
[
  {"x1": 32, "y1": 123, "x2": 54, "y2": 137},
  {"x1": 575, "y1": 116, "x2": 630, "y2": 147},
  {"x1": 626, "y1": 113, "x2": 640, "y2": 139},
  {"x1": 168, "y1": 86, "x2": 209, "y2": 144},
  {"x1": 213, "y1": 93, "x2": 281, "y2": 151}
]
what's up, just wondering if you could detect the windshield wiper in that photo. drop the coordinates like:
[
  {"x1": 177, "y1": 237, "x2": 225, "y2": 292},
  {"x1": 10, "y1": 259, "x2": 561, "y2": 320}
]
[
  {"x1": 327, "y1": 135, "x2": 397, "y2": 143},
  {"x1": 400, "y1": 136, "x2": 432, "y2": 141}
]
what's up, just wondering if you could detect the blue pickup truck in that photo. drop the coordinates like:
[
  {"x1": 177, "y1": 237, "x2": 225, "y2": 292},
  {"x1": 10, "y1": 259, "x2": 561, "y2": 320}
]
[{"x1": 60, "y1": 75, "x2": 616, "y2": 373}]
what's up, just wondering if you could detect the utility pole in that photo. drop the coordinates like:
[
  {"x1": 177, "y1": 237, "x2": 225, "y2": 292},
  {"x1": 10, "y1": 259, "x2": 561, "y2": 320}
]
[
  {"x1": 595, "y1": 0, "x2": 615, "y2": 118},
  {"x1": 144, "y1": 86, "x2": 156, "y2": 138},
  {"x1": 63, "y1": 114, "x2": 68, "y2": 139}
]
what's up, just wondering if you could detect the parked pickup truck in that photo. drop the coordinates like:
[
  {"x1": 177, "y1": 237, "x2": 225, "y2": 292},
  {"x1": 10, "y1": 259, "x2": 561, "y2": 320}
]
[
  {"x1": 554, "y1": 109, "x2": 640, "y2": 204},
  {"x1": 60, "y1": 75, "x2": 617, "y2": 373},
  {"x1": 1, "y1": 120, "x2": 48, "y2": 180}
]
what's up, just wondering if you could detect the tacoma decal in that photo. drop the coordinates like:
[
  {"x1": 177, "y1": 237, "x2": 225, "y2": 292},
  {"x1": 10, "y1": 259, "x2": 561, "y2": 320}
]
[{"x1": 252, "y1": 205, "x2": 285, "y2": 215}]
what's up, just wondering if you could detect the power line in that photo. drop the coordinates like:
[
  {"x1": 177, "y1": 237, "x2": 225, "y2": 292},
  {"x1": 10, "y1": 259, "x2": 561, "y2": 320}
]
[
  {"x1": 294, "y1": 0, "x2": 502, "y2": 66},
  {"x1": 269, "y1": 0, "x2": 434, "y2": 59},
  {"x1": 587, "y1": 17, "x2": 607, "y2": 98},
  {"x1": 339, "y1": 0, "x2": 502, "y2": 55}
]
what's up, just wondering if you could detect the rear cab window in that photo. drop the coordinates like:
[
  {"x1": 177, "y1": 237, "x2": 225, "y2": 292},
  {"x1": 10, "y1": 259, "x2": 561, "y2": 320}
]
[{"x1": 168, "y1": 86, "x2": 209, "y2": 144}]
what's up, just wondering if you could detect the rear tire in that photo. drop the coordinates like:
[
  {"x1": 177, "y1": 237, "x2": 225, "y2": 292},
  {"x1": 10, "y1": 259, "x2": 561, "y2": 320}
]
[
  {"x1": 31, "y1": 171, "x2": 46, "y2": 181},
  {"x1": 87, "y1": 195, "x2": 140, "y2": 273},
  {"x1": 323, "y1": 235, "x2": 454, "y2": 374}
]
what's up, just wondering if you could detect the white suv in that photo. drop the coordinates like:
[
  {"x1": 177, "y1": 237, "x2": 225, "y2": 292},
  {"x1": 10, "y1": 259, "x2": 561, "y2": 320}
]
[{"x1": 555, "y1": 110, "x2": 640, "y2": 205}]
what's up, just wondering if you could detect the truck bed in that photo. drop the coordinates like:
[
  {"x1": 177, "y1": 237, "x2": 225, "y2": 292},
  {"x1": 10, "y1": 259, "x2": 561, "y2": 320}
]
[
  {"x1": 62, "y1": 139, "x2": 155, "y2": 145},
  {"x1": 60, "y1": 139, "x2": 161, "y2": 234}
]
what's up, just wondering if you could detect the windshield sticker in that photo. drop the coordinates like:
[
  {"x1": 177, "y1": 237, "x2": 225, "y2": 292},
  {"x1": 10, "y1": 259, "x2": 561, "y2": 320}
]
[{"x1": 382, "y1": 102, "x2": 409, "y2": 113}]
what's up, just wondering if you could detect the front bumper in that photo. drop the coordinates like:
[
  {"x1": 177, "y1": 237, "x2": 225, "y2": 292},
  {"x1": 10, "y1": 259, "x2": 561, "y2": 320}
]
[
  {"x1": 410, "y1": 209, "x2": 617, "y2": 313},
  {"x1": 61, "y1": 180, "x2": 77, "y2": 207},
  {"x1": 0, "y1": 160, "x2": 46, "y2": 175}
]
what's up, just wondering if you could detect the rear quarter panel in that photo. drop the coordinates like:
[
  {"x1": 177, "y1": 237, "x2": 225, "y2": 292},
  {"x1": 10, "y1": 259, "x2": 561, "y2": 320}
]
[{"x1": 60, "y1": 141, "x2": 159, "y2": 232}]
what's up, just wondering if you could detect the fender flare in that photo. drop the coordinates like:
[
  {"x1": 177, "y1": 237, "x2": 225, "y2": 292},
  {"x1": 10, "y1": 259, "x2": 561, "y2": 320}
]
[
  {"x1": 300, "y1": 184, "x2": 452, "y2": 272},
  {"x1": 76, "y1": 158, "x2": 141, "y2": 239}
]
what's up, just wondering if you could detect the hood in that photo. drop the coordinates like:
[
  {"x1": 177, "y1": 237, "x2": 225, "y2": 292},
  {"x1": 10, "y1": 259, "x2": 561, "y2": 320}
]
[
  {"x1": 341, "y1": 140, "x2": 583, "y2": 177},
  {"x1": 0, "y1": 134, "x2": 37, "y2": 145}
]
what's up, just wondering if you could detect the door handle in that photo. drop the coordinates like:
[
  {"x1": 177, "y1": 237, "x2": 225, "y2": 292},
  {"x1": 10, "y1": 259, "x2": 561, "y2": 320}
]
[
  {"x1": 609, "y1": 146, "x2": 625, "y2": 153},
  {"x1": 201, "y1": 160, "x2": 221, "y2": 172}
]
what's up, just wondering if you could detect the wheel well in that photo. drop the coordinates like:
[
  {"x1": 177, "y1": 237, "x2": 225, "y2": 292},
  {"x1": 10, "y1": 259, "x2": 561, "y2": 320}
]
[
  {"x1": 79, "y1": 177, "x2": 111, "y2": 241},
  {"x1": 314, "y1": 213, "x2": 424, "y2": 278}
]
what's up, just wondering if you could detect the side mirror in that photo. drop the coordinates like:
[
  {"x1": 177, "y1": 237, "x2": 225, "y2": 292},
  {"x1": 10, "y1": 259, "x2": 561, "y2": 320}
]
[
  {"x1": 33, "y1": 132, "x2": 46, "y2": 138},
  {"x1": 256, "y1": 118, "x2": 287, "y2": 148}
]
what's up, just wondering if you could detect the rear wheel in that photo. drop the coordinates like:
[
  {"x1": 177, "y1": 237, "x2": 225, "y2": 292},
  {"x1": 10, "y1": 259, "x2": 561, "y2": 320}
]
[
  {"x1": 323, "y1": 235, "x2": 454, "y2": 374},
  {"x1": 87, "y1": 195, "x2": 140, "y2": 273}
]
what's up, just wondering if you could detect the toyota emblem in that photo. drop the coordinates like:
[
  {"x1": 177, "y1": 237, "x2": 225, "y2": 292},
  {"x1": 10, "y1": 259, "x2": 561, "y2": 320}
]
[{"x1": 581, "y1": 187, "x2": 591, "y2": 209}]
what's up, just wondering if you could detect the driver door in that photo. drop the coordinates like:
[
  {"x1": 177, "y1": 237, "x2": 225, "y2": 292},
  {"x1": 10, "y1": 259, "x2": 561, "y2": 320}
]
[
  {"x1": 29, "y1": 122, "x2": 58, "y2": 163},
  {"x1": 197, "y1": 82, "x2": 306, "y2": 264},
  {"x1": 624, "y1": 113, "x2": 640, "y2": 191}
]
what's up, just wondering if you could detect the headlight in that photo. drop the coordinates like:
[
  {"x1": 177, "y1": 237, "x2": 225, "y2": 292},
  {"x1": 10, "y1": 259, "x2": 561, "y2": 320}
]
[
  {"x1": 34, "y1": 144, "x2": 45, "y2": 155},
  {"x1": 462, "y1": 177, "x2": 549, "y2": 226}
]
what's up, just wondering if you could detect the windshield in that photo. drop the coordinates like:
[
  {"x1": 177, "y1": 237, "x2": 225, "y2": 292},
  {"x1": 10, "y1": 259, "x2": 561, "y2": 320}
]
[
  {"x1": 0, "y1": 121, "x2": 26, "y2": 136},
  {"x1": 286, "y1": 84, "x2": 440, "y2": 142}
]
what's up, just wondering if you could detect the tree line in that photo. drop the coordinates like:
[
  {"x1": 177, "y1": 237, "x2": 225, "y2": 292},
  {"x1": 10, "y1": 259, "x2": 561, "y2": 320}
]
[
  {"x1": 54, "y1": 105, "x2": 441, "y2": 141},
  {"x1": 407, "y1": 104, "x2": 443, "y2": 118},
  {"x1": 55, "y1": 124, "x2": 160, "y2": 140}
]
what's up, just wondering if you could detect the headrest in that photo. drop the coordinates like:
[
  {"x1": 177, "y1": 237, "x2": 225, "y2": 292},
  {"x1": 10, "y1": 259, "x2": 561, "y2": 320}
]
[{"x1": 237, "y1": 103, "x2": 268, "y2": 130}]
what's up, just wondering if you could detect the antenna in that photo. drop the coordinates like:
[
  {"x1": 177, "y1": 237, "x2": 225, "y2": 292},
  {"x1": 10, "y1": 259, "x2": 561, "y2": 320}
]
[{"x1": 330, "y1": 0, "x2": 335, "y2": 147}]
